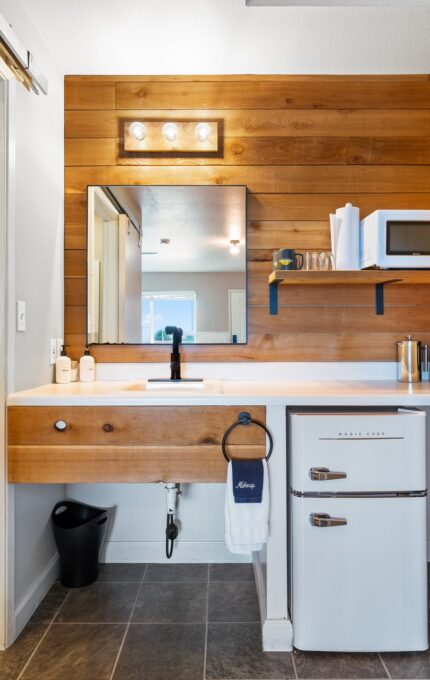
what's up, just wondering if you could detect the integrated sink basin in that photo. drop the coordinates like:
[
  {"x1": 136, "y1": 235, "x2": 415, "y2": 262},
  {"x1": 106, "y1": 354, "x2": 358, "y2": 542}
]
[{"x1": 122, "y1": 380, "x2": 223, "y2": 394}]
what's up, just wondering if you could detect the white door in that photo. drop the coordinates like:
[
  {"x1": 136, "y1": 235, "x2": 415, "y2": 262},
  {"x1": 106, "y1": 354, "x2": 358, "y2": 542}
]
[
  {"x1": 228, "y1": 289, "x2": 246, "y2": 343},
  {"x1": 291, "y1": 495, "x2": 428, "y2": 652}
]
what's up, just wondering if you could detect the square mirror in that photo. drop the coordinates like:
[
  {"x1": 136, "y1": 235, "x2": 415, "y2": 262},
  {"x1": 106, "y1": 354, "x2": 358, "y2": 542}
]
[{"x1": 87, "y1": 185, "x2": 247, "y2": 345}]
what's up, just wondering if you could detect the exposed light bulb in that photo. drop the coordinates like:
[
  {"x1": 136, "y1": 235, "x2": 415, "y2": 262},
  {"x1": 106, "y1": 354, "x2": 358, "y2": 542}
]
[
  {"x1": 196, "y1": 122, "x2": 211, "y2": 142},
  {"x1": 229, "y1": 239, "x2": 240, "y2": 255},
  {"x1": 128, "y1": 121, "x2": 146, "y2": 141},
  {"x1": 162, "y1": 123, "x2": 178, "y2": 142}
]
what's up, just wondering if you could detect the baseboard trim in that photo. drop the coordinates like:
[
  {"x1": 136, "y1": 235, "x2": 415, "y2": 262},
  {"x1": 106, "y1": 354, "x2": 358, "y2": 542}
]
[
  {"x1": 104, "y1": 541, "x2": 251, "y2": 563},
  {"x1": 253, "y1": 551, "x2": 267, "y2": 623},
  {"x1": 253, "y1": 551, "x2": 293, "y2": 652},
  {"x1": 262, "y1": 618, "x2": 294, "y2": 652},
  {"x1": 14, "y1": 553, "x2": 59, "y2": 639}
]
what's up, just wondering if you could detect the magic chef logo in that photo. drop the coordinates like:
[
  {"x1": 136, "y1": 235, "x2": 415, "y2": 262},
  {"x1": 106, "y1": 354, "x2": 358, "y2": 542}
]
[{"x1": 235, "y1": 481, "x2": 256, "y2": 490}]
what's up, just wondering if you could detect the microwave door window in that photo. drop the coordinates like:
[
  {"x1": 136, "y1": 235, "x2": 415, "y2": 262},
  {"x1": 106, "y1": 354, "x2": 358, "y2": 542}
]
[{"x1": 386, "y1": 221, "x2": 430, "y2": 255}]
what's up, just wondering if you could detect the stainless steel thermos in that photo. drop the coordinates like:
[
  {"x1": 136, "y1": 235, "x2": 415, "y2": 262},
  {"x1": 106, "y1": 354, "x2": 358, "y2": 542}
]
[{"x1": 397, "y1": 336, "x2": 421, "y2": 383}]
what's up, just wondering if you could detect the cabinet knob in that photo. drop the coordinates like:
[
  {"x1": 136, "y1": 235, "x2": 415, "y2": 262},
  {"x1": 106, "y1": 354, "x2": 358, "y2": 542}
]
[
  {"x1": 54, "y1": 420, "x2": 68, "y2": 432},
  {"x1": 103, "y1": 423, "x2": 114, "y2": 433}
]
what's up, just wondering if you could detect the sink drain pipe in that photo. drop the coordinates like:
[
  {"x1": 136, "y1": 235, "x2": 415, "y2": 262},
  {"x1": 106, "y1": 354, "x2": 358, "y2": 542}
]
[{"x1": 165, "y1": 483, "x2": 181, "y2": 559}]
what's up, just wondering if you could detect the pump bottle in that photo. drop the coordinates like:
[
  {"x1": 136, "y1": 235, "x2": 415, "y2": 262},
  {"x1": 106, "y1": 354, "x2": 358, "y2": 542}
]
[
  {"x1": 55, "y1": 346, "x2": 72, "y2": 384},
  {"x1": 79, "y1": 346, "x2": 95, "y2": 383}
]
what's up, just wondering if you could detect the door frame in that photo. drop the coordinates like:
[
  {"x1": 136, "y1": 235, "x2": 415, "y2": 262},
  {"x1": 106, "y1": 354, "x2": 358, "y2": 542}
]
[{"x1": 0, "y1": 61, "x2": 17, "y2": 648}]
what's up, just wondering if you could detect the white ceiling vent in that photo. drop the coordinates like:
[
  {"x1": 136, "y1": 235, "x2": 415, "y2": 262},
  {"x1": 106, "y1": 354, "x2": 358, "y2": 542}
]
[{"x1": 246, "y1": 1, "x2": 430, "y2": 5}]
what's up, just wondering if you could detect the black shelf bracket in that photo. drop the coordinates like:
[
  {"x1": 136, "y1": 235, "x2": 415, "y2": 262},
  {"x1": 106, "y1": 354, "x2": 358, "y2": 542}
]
[
  {"x1": 375, "y1": 283, "x2": 384, "y2": 315},
  {"x1": 269, "y1": 281, "x2": 279, "y2": 315},
  {"x1": 375, "y1": 279, "x2": 402, "y2": 316}
]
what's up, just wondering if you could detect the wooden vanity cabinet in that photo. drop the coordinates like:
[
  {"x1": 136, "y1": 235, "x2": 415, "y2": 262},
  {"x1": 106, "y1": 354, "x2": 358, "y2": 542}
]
[{"x1": 8, "y1": 406, "x2": 266, "y2": 483}]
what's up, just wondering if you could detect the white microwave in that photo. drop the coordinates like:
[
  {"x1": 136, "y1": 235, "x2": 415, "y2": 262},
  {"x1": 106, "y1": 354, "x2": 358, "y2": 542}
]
[{"x1": 360, "y1": 210, "x2": 430, "y2": 269}]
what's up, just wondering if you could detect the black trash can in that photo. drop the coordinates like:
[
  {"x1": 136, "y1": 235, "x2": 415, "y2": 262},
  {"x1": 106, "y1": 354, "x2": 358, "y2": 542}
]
[{"x1": 52, "y1": 500, "x2": 110, "y2": 588}]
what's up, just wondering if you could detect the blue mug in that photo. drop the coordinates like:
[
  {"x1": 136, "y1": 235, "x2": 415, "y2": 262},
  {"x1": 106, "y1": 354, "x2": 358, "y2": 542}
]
[{"x1": 273, "y1": 249, "x2": 304, "y2": 271}]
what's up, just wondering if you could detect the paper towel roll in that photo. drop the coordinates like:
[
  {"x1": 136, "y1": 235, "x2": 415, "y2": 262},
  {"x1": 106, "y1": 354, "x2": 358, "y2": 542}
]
[{"x1": 333, "y1": 203, "x2": 360, "y2": 270}]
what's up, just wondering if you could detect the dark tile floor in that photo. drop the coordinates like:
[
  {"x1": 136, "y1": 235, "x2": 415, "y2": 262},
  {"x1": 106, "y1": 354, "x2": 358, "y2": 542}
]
[{"x1": 0, "y1": 563, "x2": 429, "y2": 679}]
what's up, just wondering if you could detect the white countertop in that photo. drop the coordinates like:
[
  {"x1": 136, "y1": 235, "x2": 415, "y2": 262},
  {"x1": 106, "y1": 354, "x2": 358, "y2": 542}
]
[{"x1": 7, "y1": 380, "x2": 430, "y2": 407}]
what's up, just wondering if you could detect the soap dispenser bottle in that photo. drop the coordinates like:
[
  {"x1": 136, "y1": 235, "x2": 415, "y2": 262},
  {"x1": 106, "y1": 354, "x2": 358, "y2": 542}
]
[
  {"x1": 55, "y1": 346, "x2": 72, "y2": 384},
  {"x1": 79, "y1": 346, "x2": 95, "y2": 383}
]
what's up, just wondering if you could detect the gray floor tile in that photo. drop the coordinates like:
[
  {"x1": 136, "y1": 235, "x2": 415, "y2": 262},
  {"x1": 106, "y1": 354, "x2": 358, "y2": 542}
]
[
  {"x1": 381, "y1": 649, "x2": 430, "y2": 679},
  {"x1": 98, "y1": 562, "x2": 146, "y2": 582},
  {"x1": 293, "y1": 650, "x2": 388, "y2": 679},
  {"x1": 20, "y1": 623, "x2": 125, "y2": 680},
  {"x1": 30, "y1": 582, "x2": 69, "y2": 624},
  {"x1": 209, "y1": 581, "x2": 260, "y2": 622},
  {"x1": 113, "y1": 623, "x2": 205, "y2": 680},
  {"x1": 206, "y1": 622, "x2": 294, "y2": 679},
  {"x1": 144, "y1": 563, "x2": 208, "y2": 583},
  {"x1": 56, "y1": 582, "x2": 139, "y2": 623},
  {"x1": 0, "y1": 624, "x2": 47, "y2": 680},
  {"x1": 210, "y1": 563, "x2": 255, "y2": 582},
  {"x1": 132, "y1": 582, "x2": 207, "y2": 623}
]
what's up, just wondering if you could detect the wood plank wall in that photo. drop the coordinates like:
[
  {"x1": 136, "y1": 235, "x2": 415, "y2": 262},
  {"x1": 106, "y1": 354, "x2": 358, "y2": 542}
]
[{"x1": 64, "y1": 75, "x2": 430, "y2": 362}]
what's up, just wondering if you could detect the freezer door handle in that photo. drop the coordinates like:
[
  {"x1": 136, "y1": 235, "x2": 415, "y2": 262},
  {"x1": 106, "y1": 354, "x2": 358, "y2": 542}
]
[
  {"x1": 310, "y1": 512, "x2": 348, "y2": 528},
  {"x1": 310, "y1": 467, "x2": 347, "y2": 481}
]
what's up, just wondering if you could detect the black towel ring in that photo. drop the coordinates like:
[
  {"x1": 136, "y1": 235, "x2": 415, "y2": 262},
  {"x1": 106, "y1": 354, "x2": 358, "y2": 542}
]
[{"x1": 222, "y1": 411, "x2": 273, "y2": 463}]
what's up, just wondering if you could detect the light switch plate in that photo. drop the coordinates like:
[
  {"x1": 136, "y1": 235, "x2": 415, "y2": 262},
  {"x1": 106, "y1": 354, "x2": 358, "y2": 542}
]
[
  {"x1": 16, "y1": 301, "x2": 26, "y2": 332},
  {"x1": 49, "y1": 338, "x2": 57, "y2": 365},
  {"x1": 56, "y1": 338, "x2": 64, "y2": 359}
]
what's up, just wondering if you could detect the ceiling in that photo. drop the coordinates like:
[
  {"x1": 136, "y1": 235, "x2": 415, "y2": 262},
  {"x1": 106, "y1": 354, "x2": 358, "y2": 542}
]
[
  {"x1": 110, "y1": 185, "x2": 247, "y2": 273},
  {"x1": 17, "y1": 0, "x2": 430, "y2": 74}
]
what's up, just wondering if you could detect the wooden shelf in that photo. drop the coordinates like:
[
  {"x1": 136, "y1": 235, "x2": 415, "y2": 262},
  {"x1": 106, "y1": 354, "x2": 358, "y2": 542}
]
[{"x1": 268, "y1": 269, "x2": 430, "y2": 315}]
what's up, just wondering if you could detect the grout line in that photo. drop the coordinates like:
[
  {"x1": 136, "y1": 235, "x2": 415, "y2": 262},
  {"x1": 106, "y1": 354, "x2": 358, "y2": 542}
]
[
  {"x1": 378, "y1": 652, "x2": 392, "y2": 679},
  {"x1": 291, "y1": 647, "x2": 299, "y2": 680},
  {"x1": 14, "y1": 585, "x2": 72, "y2": 679},
  {"x1": 203, "y1": 564, "x2": 210, "y2": 680},
  {"x1": 16, "y1": 607, "x2": 65, "y2": 680},
  {"x1": 51, "y1": 588, "x2": 71, "y2": 623},
  {"x1": 108, "y1": 577, "x2": 144, "y2": 680}
]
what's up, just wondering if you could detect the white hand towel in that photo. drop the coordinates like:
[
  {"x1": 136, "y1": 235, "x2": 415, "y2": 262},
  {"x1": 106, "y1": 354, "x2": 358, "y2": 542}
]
[{"x1": 225, "y1": 460, "x2": 269, "y2": 555}]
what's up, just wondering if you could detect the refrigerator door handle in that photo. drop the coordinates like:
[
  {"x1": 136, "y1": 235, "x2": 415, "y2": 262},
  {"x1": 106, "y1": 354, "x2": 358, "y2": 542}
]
[
  {"x1": 310, "y1": 467, "x2": 347, "y2": 481},
  {"x1": 310, "y1": 512, "x2": 348, "y2": 528}
]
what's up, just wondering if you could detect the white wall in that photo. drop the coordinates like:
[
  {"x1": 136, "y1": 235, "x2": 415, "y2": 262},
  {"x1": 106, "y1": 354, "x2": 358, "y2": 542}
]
[
  {"x1": 22, "y1": 0, "x2": 430, "y2": 74},
  {"x1": 0, "y1": 0, "x2": 65, "y2": 637}
]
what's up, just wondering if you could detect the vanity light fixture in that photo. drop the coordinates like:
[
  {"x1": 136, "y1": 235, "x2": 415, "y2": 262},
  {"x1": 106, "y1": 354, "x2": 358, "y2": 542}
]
[
  {"x1": 162, "y1": 123, "x2": 179, "y2": 142},
  {"x1": 195, "y1": 122, "x2": 212, "y2": 142},
  {"x1": 229, "y1": 239, "x2": 240, "y2": 255},
  {"x1": 128, "y1": 121, "x2": 146, "y2": 141},
  {"x1": 123, "y1": 119, "x2": 219, "y2": 154}
]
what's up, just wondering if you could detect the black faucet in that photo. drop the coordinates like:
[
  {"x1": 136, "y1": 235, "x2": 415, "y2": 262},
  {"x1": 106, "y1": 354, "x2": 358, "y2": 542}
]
[{"x1": 165, "y1": 326, "x2": 183, "y2": 381}]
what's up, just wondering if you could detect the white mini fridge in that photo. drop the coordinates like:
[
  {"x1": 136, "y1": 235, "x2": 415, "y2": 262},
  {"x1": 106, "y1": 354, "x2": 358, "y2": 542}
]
[{"x1": 288, "y1": 409, "x2": 428, "y2": 652}]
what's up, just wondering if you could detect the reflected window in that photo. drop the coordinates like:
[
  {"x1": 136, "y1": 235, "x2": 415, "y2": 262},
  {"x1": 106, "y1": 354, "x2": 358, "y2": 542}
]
[{"x1": 142, "y1": 292, "x2": 196, "y2": 344}]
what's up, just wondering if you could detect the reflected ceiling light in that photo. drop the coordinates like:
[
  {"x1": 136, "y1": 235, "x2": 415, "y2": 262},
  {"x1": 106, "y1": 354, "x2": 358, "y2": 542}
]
[
  {"x1": 162, "y1": 123, "x2": 179, "y2": 142},
  {"x1": 229, "y1": 239, "x2": 240, "y2": 255},
  {"x1": 196, "y1": 122, "x2": 212, "y2": 142},
  {"x1": 128, "y1": 121, "x2": 146, "y2": 141}
]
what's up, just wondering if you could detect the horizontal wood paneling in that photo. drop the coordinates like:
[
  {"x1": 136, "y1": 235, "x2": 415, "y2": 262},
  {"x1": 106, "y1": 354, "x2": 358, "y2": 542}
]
[
  {"x1": 66, "y1": 137, "x2": 430, "y2": 166},
  {"x1": 113, "y1": 77, "x2": 430, "y2": 110},
  {"x1": 65, "y1": 109, "x2": 430, "y2": 139},
  {"x1": 64, "y1": 75, "x2": 430, "y2": 362},
  {"x1": 8, "y1": 445, "x2": 265, "y2": 483},
  {"x1": 64, "y1": 166, "x2": 430, "y2": 194},
  {"x1": 8, "y1": 405, "x2": 266, "y2": 482}
]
